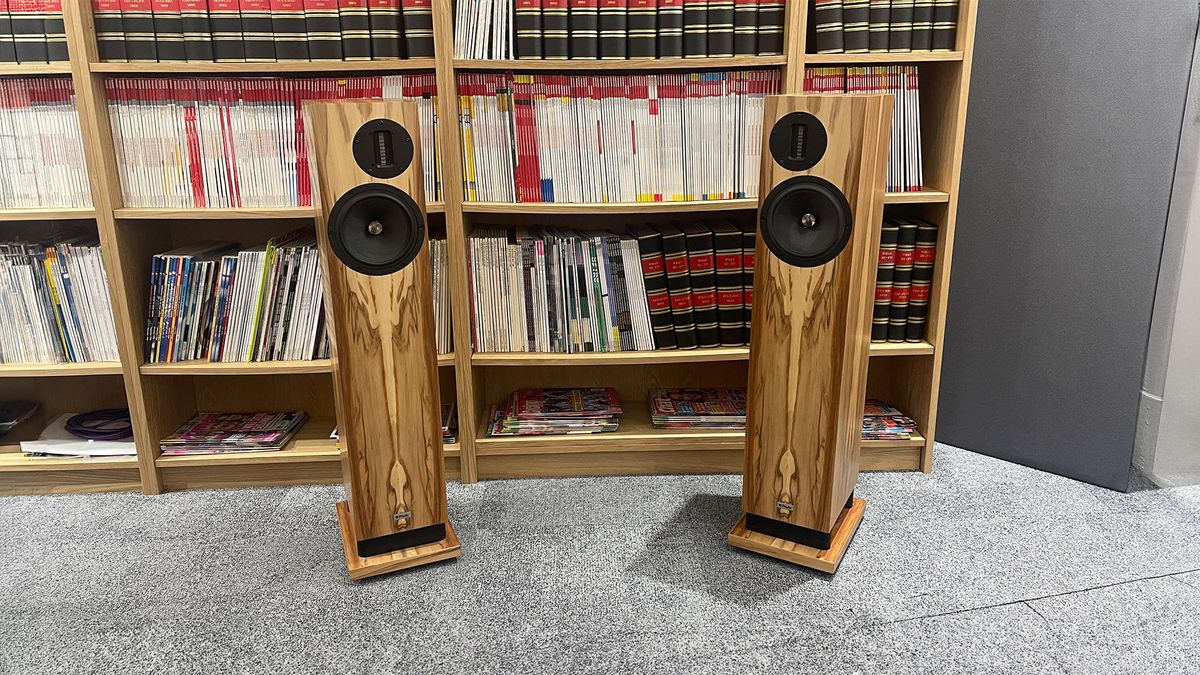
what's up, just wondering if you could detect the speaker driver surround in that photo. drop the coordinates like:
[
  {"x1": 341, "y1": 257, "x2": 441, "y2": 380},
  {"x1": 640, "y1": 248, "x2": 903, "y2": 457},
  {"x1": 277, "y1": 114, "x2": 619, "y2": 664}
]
[
  {"x1": 328, "y1": 183, "x2": 425, "y2": 277},
  {"x1": 759, "y1": 175, "x2": 853, "y2": 268}
]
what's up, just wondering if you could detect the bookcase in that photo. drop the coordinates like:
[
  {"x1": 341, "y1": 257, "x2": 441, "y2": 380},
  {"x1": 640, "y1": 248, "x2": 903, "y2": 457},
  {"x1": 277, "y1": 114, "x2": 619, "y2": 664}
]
[{"x1": 0, "y1": 0, "x2": 976, "y2": 495}]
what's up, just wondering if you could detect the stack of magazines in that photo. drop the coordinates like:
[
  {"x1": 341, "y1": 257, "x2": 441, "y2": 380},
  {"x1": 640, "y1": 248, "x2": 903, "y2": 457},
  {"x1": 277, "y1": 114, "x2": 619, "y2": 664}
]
[
  {"x1": 160, "y1": 411, "x2": 308, "y2": 455},
  {"x1": 648, "y1": 388, "x2": 746, "y2": 429},
  {"x1": 486, "y1": 387, "x2": 622, "y2": 437},
  {"x1": 441, "y1": 404, "x2": 459, "y2": 445},
  {"x1": 862, "y1": 400, "x2": 919, "y2": 441}
]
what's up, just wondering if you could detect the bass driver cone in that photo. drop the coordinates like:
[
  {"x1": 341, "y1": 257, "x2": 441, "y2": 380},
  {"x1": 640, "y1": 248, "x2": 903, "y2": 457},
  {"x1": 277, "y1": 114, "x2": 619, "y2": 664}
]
[
  {"x1": 327, "y1": 183, "x2": 426, "y2": 277},
  {"x1": 759, "y1": 175, "x2": 853, "y2": 268}
]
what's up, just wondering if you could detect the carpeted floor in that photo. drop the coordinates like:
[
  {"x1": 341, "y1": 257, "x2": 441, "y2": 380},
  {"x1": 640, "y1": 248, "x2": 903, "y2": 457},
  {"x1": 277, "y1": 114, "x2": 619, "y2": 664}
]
[{"x1": 2, "y1": 444, "x2": 1199, "y2": 674}]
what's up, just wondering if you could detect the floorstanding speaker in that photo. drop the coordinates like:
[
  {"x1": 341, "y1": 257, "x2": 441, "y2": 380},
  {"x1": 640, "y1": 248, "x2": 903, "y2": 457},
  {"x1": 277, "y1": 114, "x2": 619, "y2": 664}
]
[
  {"x1": 727, "y1": 94, "x2": 892, "y2": 573},
  {"x1": 307, "y1": 100, "x2": 460, "y2": 580}
]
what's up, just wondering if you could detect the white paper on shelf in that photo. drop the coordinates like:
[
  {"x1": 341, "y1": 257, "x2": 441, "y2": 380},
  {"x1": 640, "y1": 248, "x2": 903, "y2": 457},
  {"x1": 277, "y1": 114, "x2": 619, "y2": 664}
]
[{"x1": 19, "y1": 413, "x2": 136, "y2": 458}]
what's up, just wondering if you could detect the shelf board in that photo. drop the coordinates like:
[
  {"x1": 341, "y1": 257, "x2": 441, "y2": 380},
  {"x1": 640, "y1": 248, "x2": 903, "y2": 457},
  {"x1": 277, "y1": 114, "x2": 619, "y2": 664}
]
[
  {"x1": 472, "y1": 347, "x2": 749, "y2": 366},
  {"x1": 0, "y1": 62, "x2": 73, "y2": 75},
  {"x1": 862, "y1": 432, "x2": 927, "y2": 449},
  {"x1": 438, "y1": 352, "x2": 455, "y2": 366},
  {"x1": 0, "y1": 446, "x2": 138, "y2": 473},
  {"x1": 115, "y1": 201, "x2": 444, "y2": 220},
  {"x1": 884, "y1": 188, "x2": 950, "y2": 204},
  {"x1": 462, "y1": 199, "x2": 757, "y2": 214},
  {"x1": 454, "y1": 56, "x2": 787, "y2": 71},
  {"x1": 90, "y1": 58, "x2": 438, "y2": 75},
  {"x1": 0, "y1": 207, "x2": 96, "y2": 221},
  {"x1": 805, "y1": 51, "x2": 965, "y2": 65},
  {"x1": 869, "y1": 341, "x2": 935, "y2": 357},
  {"x1": 0, "y1": 361, "x2": 123, "y2": 377},
  {"x1": 140, "y1": 359, "x2": 332, "y2": 376}
]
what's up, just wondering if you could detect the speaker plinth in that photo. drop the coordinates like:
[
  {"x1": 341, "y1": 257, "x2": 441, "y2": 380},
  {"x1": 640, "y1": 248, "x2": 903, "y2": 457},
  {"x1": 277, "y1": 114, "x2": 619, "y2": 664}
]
[
  {"x1": 328, "y1": 183, "x2": 425, "y2": 277},
  {"x1": 759, "y1": 175, "x2": 853, "y2": 268}
]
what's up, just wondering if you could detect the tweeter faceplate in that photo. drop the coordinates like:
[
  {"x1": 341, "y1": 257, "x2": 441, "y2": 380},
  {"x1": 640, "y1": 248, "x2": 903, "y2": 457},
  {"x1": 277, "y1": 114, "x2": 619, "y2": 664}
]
[
  {"x1": 769, "y1": 111, "x2": 829, "y2": 172},
  {"x1": 352, "y1": 118, "x2": 414, "y2": 179},
  {"x1": 759, "y1": 175, "x2": 853, "y2": 268},
  {"x1": 328, "y1": 183, "x2": 425, "y2": 276}
]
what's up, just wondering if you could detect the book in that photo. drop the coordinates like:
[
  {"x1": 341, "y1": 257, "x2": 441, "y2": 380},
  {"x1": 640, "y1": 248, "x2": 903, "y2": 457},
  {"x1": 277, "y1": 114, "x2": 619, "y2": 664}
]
[
  {"x1": 887, "y1": 217, "x2": 917, "y2": 342},
  {"x1": 871, "y1": 218, "x2": 897, "y2": 342},
  {"x1": 740, "y1": 220, "x2": 754, "y2": 341},
  {"x1": 755, "y1": 0, "x2": 782, "y2": 55},
  {"x1": 208, "y1": 0, "x2": 245, "y2": 60},
  {"x1": 812, "y1": 0, "x2": 842, "y2": 54},
  {"x1": 626, "y1": 0, "x2": 654, "y2": 57},
  {"x1": 400, "y1": 0, "x2": 433, "y2": 56},
  {"x1": 888, "y1": 0, "x2": 912, "y2": 51},
  {"x1": 731, "y1": 0, "x2": 755, "y2": 55},
  {"x1": 180, "y1": 0, "x2": 215, "y2": 61},
  {"x1": 705, "y1": 0, "x2": 732, "y2": 57},
  {"x1": 0, "y1": 78, "x2": 92, "y2": 209},
  {"x1": 366, "y1": 0, "x2": 400, "y2": 58},
  {"x1": 339, "y1": 0, "x2": 371, "y2": 59},
  {"x1": 711, "y1": 220, "x2": 743, "y2": 347},
  {"x1": 909, "y1": 0, "x2": 931, "y2": 50},
  {"x1": 841, "y1": 0, "x2": 868, "y2": 53},
  {"x1": 680, "y1": 0, "x2": 703, "y2": 57},
  {"x1": 568, "y1": 0, "x2": 597, "y2": 58},
  {"x1": 240, "y1": 0, "x2": 276, "y2": 60},
  {"x1": 514, "y1": 0, "x2": 542, "y2": 58},
  {"x1": 151, "y1": 0, "x2": 186, "y2": 60},
  {"x1": 656, "y1": 0, "x2": 681, "y2": 57},
  {"x1": 648, "y1": 387, "x2": 746, "y2": 428},
  {"x1": 628, "y1": 224, "x2": 675, "y2": 350},
  {"x1": 11, "y1": 0, "x2": 49, "y2": 63},
  {"x1": 270, "y1": 0, "x2": 308, "y2": 58},
  {"x1": 906, "y1": 218, "x2": 936, "y2": 341},
  {"x1": 541, "y1": 0, "x2": 569, "y2": 58},
  {"x1": 159, "y1": 411, "x2": 308, "y2": 455},
  {"x1": 42, "y1": 0, "x2": 66, "y2": 61},
  {"x1": 930, "y1": 0, "x2": 956, "y2": 50},
  {"x1": 866, "y1": 0, "x2": 888, "y2": 52},
  {"x1": 597, "y1": 0, "x2": 625, "y2": 58},
  {"x1": 0, "y1": 0, "x2": 18, "y2": 62},
  {"x1": 304, "y1": 0, "x2": 341, "y2": 58},
  {"x1": 680, "y1": 222, "x2": 718, "y2": 348},
  {"x1": 659, "y1": 223, "x2": 697, "y2": 349}
]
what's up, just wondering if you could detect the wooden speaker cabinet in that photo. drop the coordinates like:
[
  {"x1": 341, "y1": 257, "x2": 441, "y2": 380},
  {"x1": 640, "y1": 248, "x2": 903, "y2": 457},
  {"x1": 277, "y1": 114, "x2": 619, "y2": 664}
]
[
  {"x1": 307, "y1": 100, "x2": 460, "y2": 580},
  {"x1": 728, "y1": 94, "x2": 892, "y2": 574}
]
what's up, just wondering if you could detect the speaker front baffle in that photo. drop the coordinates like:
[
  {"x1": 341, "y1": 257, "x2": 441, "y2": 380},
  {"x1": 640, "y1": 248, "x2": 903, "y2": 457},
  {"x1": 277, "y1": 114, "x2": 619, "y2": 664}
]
[
  {"x1": 728, "y1": 95, "x2": 893, "y2": 574},
  {"x1": 307, "y1": 100, "x2": 460, "y2": 580}
]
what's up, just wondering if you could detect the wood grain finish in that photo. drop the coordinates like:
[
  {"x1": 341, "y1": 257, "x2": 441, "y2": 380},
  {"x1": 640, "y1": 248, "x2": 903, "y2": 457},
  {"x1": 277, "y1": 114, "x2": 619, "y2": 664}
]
[
  {"x1": 742, "y1": 95, "x2": 891, "y2": 535},
  {"x1": 454, "y1": 57, "x2": 787, "y2": 71},
  {"x1": 307, "y1": 99, "x2": 451, "y2": 549},
  {"x1": 337, "y1": 501, "x2": 461, "y2": 580},
  {"x1": 91, "y1": 59, "x2": 438, "y2": 74},
  {"x1": 727, "y1": 497, "x2": 866, "y2": 573}
]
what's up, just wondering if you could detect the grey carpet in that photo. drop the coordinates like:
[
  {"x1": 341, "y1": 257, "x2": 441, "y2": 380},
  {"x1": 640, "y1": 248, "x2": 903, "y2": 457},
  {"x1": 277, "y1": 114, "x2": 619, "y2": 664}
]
[{"x1": 2, "y1": 444, "x2": 1199, "y2": 674}]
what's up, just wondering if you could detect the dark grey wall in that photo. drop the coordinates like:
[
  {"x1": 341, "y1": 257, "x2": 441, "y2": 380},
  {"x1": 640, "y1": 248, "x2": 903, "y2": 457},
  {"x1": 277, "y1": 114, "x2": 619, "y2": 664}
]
[{"x1": 938, "y1": 0, "x2": 1199, "y2": 490}]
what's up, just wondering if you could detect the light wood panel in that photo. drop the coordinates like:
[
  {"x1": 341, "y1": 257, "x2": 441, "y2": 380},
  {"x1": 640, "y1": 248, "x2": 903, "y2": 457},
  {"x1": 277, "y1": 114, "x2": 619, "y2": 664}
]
[
  {"x1": 90, "y1": 58, "x2": 438, "y2": 74},
  {"x1": 727, "y1": 498, "x2": 866, "y2": 573},
  {"x1": 472, "y1": 342, "x2": 932, "y2": 366},
  {"x1": 0, "y1": 362, "x2": 122, "y2": 377},
  {"x1": 0, "y1": 63, "x2": 74, "y2": 74},
  {"x1": 0, "y1": 207, "x2": 96, "y2": 221},
  {"x1": 454, "y1": 56, "x2": 787, "y2": 71},
  {"x1": 742, "y1": 95, "x2": 891, "y2": 534},
  {"x1": 115, "y1": 203, "x2": 444, "y2": 219},
  {"x1": 461, "y1": 199, "x2": 758, "y2": 214},
  {"x1": 806, "y1": 51, "x2": 965, "y2": 65},
  {"x1": 336, "y1": 501, "x2": 461, "y2": 580}
]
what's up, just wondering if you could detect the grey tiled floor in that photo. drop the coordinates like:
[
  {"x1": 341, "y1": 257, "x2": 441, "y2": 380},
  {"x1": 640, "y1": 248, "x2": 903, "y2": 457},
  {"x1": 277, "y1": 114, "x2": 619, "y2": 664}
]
[{"x1": 1, "y1": 444, "x2": 1198, "y2": 674}]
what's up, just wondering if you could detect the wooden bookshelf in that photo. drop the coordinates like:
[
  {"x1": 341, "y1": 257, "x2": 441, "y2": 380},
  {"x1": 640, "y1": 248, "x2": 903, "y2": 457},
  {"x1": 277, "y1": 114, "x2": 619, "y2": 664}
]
[{"x1": 0, "y1": 0, "x2": 975, "y2": 494}]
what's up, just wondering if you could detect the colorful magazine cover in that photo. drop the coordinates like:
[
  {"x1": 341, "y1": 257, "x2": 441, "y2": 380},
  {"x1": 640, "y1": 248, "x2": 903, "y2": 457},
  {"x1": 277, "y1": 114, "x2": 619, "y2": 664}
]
[{"x1": 511, "y1": 387, "x2": 622, "y2": 419}]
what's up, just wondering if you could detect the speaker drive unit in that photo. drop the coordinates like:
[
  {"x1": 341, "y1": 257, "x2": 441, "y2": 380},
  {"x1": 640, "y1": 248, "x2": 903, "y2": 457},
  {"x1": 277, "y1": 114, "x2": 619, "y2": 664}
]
[
  {"x1": 728, "y1": 94, "x2": 892, "y2": 573},
  {"x1": 307, "y1": 100, "x2": 460, "y2": 580}
]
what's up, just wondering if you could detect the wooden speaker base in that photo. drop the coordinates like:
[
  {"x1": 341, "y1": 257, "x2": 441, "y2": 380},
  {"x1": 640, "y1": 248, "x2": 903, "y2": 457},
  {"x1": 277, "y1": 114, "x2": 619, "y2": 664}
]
[
  {"x1": 336, "y1": 501, "x2": 461, "y2": 580},
  {"x1": 727, "y1": 498, "x2": 867, "y2": 574}
]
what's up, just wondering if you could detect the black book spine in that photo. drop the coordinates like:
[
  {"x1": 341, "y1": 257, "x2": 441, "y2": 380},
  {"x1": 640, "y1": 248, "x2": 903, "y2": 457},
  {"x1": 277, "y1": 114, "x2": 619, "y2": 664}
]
[
  {"x1": 867, "y1": 0, "x2": 888, "y2": 52},
  {"x1": 627, "y1": 0, "x2": 655, "y2": 57},
  {"x1": 400, "y1": 0, "x2": 433, "y2": 57},
  {"x1": 683, "y1": 224, "x2": 719, "y2": 348},
  {"x1": 598, "y1": 0, "x2": 626, "y2": 59},
  {"x1": 569, "y1": 0, "x2": 598, "y2": 58},
  {"x1": 872, "y1": 220, "x2": 898, "y2": 342},
  {"x1": 740, "y1": 221, "x2": 755, "y2": 342},
  {"x1": 43, "y1": 0, "x2": 67, "y2": 61},
  {"x1": 542, "y1": 0, "x2": 569, "y2": 58},
  {"x1": 656, "y1": 0, "x2": 681, "y2": 57},
  {"x1": 681, "y1": 0, "x2": 704, "y2": 57},
  {"x1": 713, "y1": 223, "x2": 744, "y2": 347},
  {"x1": 11, "y1": 0, "x2": 49, "y2": 63},
  {"x1": 888, "y1": 0, "x2": 912, "y2": 52},
  {"x1": 515, "y1": 0, "x2": 542, "y2": 58},
  {"x1": 208, "y1": 0, "x2": 244, "y2": 60},
  {"x1": 119, "y1": 0, "x2": 156, "y2": 61},
  {"x1": 272, "y1": 0, "x2": 309, "y2": 59},
  {"x1": 811, "y1": 0, "x2": 842, "y2": 54},
  {"x1": 731, "y1": 0, "x2": 754, "y2": 55},
  {"x1": 930, "y1": 0, "x2": 956, "y2": 50},
  {"x1": 304, "y1": 0, "x2": 342, "y2": 59},
  {"x1": 629, "y1": 226, "x2": 677, "y2": 350},
  {"x1": 888, "y1": 218, "x2": 917, "y2": 342},
  {"x1": 661, "y1": 225, "x2": 698, "y2": 349},
  {"x1": 181, "y1": 0, "x2": 215, "y2": 60},
  {"x1": 366, "y1": 0, "x2": 401, "y2": 58},
  {"x1": 705, "y1": 0, "x2": 732, "y2": 57},
  {"x1": 240, "y1": 0, "x2": 275, "y2": 60},
  {"x1": 910, "y1": 0, "x2": 932, "y2": 50},
  {"x1": 841, "y1": 0, "x2": 868, "y2": 53},
  {"x1": 0, "y1": 0, "x2": 17, "y2": 62},
  {"x1": 906, "y1": 219, "x2": 937, "y2": 341},
  {"x1": 755, "y1": 0, "x2": 782, "y2": 55},
  {"x1": 338, "y1": 0, "x2": 371, "y2": 59},
  {"x1": 152, "y1": 0, "x2": 186, "y2": 61}
]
